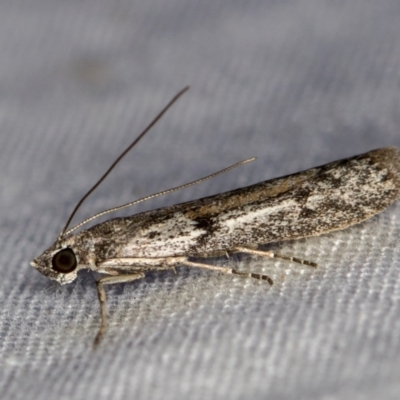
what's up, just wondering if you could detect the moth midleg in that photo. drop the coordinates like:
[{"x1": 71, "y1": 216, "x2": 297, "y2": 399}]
[
  {"x1": 232, "y1": 246, "x2": 318, "y2": 268},
  {"x1": 94, "y1": 272, "x2": 144, "y2": 347},
  {"x1": 181, "y1": 260, "x2": 274, "y2": 285},
  {"x1": 101, "y1": 256, "x2": 274, "y2": 284}
]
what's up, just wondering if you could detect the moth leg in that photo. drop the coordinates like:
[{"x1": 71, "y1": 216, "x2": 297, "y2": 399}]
[
  {"x1": 94, "y1": 272, "x2": 144, "y2": 348},
  {"x1": 231, "y1": 246, "x2": 317, "y2": 268},
  {"x1": 100, "y1": 257, "x2": 272, "y2": 284},
  {"x1": 180, "y1": 260, "x2": 273, "y2": 285}
]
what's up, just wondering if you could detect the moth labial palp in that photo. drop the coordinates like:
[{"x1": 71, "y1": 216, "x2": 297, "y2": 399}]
[{"x1": 30, "y1": 87, "x2": 400, "y2": 347}]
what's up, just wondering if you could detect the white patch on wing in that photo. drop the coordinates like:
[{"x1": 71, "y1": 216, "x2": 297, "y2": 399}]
[
  {"x1": 220, "y1": 199, "x2": 298, "y2": 233},
  {"x1": 121, "y1": 213, "x2": 206, "y2": 258}
]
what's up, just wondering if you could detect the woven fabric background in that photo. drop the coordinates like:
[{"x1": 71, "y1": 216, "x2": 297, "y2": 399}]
[{"x1": 1, "y1": 1, "x2": 400, "y2": 399}]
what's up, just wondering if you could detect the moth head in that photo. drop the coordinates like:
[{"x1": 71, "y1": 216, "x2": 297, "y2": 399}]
[{"x1": 31, "y1": 242, "x2": 81, "y2": 285}]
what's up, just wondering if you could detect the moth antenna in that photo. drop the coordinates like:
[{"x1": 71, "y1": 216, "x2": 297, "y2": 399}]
[
  {"x1": 58, "y1": 86, "x2": 190, "y2": 241},
  {"x1": 65, "y1": 157, "x2": 256, "y2": 235}
]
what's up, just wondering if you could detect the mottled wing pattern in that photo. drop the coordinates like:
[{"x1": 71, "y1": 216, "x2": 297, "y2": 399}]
[{"x1": 86, "y1": 147, "x2": 400, "y2": 260}]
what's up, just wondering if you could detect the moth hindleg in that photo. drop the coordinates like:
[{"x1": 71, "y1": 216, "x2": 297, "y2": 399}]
[
  {"x1": 231, "y1": 246, "x2": 317, "y2": 268},
  {"x1": 181, "y1": 259, "x2": 273, "y2": 285}
]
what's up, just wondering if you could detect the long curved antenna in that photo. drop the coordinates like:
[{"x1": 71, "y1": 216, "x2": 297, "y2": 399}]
[
  {"x1": 65, "y1": 157, "x2": 256, "y2": 236},
  {"x1": 58, "y1": 86, "x2": 190, "y2": 241}
]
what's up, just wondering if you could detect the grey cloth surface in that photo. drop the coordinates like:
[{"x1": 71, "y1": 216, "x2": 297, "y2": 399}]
[{"x1": 1, "y1": 1, "x2": 400, "y2": 399}]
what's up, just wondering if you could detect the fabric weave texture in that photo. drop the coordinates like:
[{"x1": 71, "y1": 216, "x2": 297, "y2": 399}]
[{"x1": 1, "y1": 1, "x2": 400, "y2": 399}]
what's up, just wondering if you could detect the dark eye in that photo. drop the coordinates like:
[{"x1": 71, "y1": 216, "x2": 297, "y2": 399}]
[{"x1": 52, "y1": 248, "x2": 77, "y2": 273}]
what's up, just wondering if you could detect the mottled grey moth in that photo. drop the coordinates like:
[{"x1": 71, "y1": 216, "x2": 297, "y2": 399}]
[{"x1": 31, "y1": 87, "x2": 400, "y2": 346}]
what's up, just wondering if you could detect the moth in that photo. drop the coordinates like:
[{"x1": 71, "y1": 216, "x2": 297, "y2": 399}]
[{"x1": 31, "y1": 87, "x2": 400, "y2": 346}]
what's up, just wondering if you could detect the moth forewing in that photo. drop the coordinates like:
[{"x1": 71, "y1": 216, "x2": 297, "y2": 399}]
[{"x1": 81, "y1": 147, "x2": 400, "y2": 265}]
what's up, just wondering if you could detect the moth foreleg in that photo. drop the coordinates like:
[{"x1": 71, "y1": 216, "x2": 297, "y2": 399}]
[
  {"x1": 231, "y1": 246, "x2": 318, "y2": 268},
  {"x1": 94, "y1": 272, "x2": 145, "y2": 348}
]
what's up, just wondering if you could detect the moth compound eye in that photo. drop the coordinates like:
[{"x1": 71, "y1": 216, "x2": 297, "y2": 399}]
[{"x1": 52, "y1": 248, "x2": 77, "y2": 273}]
